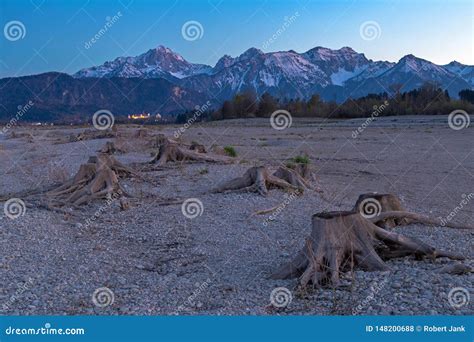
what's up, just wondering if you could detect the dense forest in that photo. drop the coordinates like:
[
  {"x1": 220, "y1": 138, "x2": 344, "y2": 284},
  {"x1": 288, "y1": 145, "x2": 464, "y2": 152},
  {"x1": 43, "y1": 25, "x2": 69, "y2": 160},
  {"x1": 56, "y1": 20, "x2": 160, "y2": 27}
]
[{"x1": 176, "y1": 84, "x2": 474, "y2": 123}]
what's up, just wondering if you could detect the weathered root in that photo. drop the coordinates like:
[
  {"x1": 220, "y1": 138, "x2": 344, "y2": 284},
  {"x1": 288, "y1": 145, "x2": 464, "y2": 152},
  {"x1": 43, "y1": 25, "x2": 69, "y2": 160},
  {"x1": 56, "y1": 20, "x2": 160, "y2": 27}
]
[
  {"x1": 369, "y1": 211, "x2": 474, "y2": 230},
  {"x1": 354, "y1": 193, "x2": 410, "y2": 228},
  {"x1": 213, "y1": 166, "x2": 300, "y2": 196},
  {"x1": 8, "y1": 131, "x2": 34, "y2": 142},
  {"x1": 437, "y1": 263, "x2": 472, "y2": 275},
  {"x1": 69, "y1": 129, "x2": 115, "y2": 142},
  {"x1": 189, "y1": 142, "x2": 207, "y2": 153},
  {"x1": 44, "y1": 154, "x2": 135, "y2": 207},
  {"x1": 273, "y1": 164, "x2": 322, "y2": 192},
  {"x1": 98, "y1": 141, "x2": 126, "y2": 154},
  {"x1": 150, "y1": 137, "x2": 232, "y2": 166},
  {"x1": 271, "y1": 211, "x2": 464, "y2": 287},
  {"x1": 355, "y1": 193, "x2": 474, "y2": 230}
]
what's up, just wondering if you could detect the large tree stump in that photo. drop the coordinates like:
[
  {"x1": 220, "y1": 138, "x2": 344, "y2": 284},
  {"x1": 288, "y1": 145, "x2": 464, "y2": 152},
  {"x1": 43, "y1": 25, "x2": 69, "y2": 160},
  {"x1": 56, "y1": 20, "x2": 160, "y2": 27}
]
[
  {"x1": 150, "y1": 137, "x2": 231, "y2": 166},
  {"x1": 45, "y1": 154, "x2": 134, "y2": 207},
  {"x1": 213, "y1": 166, "x2": 300, "y2": 196},
  {"x1": 271, "y1": 211, "x2": 464, "y2": 287}
]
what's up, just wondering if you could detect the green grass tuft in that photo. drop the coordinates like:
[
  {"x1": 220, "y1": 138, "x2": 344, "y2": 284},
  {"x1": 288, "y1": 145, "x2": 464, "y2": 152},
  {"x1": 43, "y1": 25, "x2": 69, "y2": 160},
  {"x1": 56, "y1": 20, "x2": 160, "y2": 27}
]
[
  {"x1": 223, "y1": 146, "x2": 237, "y2": 157},
  {"x1": 292, "y1": 155, "x2": 310, "y2": 164}
]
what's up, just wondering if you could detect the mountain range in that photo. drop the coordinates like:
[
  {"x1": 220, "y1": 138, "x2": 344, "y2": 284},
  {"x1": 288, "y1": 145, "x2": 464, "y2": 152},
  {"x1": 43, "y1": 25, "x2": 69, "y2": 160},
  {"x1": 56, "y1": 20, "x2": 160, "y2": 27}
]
[{"x1": 0, "y1": 45, "x2": 472, "y2": 120}]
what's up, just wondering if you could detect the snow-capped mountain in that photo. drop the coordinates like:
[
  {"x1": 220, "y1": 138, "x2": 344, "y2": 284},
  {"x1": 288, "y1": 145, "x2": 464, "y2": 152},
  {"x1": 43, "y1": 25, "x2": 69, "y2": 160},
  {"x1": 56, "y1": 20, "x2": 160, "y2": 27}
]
[
  {"x1": 180, "y1": 47, "x2": 330, "y2": 100},
  {"x1": 344, "y1": 54, "x2": 472, "y2": 98},
  {"x1": 444, "y1": 61, "x2": 474, "y2": 87},
  {"x1": 73, "y1": 45, "x2": 473, "y2": 103},
  {"x1": 74, "y1": 45, "x2": 212, "y2": 81}
]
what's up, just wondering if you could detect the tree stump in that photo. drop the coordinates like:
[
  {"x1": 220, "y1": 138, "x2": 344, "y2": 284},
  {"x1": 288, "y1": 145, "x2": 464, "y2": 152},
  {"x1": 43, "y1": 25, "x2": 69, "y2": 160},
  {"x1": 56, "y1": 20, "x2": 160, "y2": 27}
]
[
  {"x1": 45, "y1": 154, "x2": 134, "y2": 207},
  {"x1": 133, "y1": 128, "x2": 150, "y2": 139},
  {"x1": 213, "y1": 166, "x2": 299, "y2": 196},
  {"x1": 271, "y1": 211, "x2": 464, "y2": 287},
  {"x1": 150, "y1": 137, "x2": 231, "y2": 166}
]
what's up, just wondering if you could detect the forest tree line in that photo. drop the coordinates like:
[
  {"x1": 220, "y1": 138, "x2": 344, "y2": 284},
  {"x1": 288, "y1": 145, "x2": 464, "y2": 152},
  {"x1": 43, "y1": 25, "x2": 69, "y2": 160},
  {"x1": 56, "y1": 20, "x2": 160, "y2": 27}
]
[{"x1": 176, "y1": 84, "x2": 474, "y2": 123}]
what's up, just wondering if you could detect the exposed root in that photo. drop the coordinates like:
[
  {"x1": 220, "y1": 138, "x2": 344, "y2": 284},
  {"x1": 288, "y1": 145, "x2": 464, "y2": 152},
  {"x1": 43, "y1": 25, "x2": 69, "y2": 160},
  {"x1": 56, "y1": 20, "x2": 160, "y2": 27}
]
[
  {"x1": 251, "y1": 205, "x2": 281, "y2": 217},
  {"x1": 271, "y1": 210, "x2": 464, "y2": 287},
  {"x1": 437, "y1": 263, "x2": 472, "y2": 275},
  {"x1": 8, "y1": 131, "x2": 34, "y2": 142},
  {"x1": 273, "y1": 164, "x2": 322, "y2": 192},
  {"x1": 69, "y1": 129, "x2": 115, "y2": 142},
  {"x1": 98, "y1": 141, "x2": 126, "y2": 154},
  {"x1": 354, "y1": 193, "x2": 410, "y2": 228},
  {"x1": 189, "y1": 142, "x2": 207, "y2": 153},
  {"x1": 369, "y1": 211, "x2": 474, "y2": 230},
  {"x1": 213, "y1": 166, "x2": 299, "y2": 196}
]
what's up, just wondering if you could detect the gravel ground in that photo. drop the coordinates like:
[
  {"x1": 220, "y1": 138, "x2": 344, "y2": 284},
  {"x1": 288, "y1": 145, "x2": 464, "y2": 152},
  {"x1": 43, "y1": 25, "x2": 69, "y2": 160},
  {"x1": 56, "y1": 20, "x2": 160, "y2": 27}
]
[{"x1": 0, "y1": 116, "x2": 472, "y2": 315}]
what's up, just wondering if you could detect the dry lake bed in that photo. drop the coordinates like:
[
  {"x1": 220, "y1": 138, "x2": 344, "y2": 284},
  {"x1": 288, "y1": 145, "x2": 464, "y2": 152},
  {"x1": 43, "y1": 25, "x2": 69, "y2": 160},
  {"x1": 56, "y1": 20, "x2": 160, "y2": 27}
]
[{"x1": 0, "y1": 116, "x2": 472, "y2": 315}]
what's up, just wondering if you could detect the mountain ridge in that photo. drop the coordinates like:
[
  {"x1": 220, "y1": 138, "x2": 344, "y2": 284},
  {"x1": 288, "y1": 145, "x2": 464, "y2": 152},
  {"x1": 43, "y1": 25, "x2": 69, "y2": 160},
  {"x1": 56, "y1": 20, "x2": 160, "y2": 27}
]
[{"x1": 73, "y1": 45, "x2": 473, "y2": 102}]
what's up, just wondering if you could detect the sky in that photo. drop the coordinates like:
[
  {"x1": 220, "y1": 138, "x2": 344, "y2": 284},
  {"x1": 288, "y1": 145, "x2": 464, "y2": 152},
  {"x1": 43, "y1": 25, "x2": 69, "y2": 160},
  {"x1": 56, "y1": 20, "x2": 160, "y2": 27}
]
[{"x1": 0, "y1": 0, "x2": 473, "y2": 78}]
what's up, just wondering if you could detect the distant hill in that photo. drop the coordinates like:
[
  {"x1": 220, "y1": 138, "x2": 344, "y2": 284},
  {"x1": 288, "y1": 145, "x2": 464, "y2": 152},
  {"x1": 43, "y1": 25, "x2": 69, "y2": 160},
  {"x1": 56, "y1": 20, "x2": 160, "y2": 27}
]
[{"x1": 0, "y1": 72, "x2": 205, "y2": 121}]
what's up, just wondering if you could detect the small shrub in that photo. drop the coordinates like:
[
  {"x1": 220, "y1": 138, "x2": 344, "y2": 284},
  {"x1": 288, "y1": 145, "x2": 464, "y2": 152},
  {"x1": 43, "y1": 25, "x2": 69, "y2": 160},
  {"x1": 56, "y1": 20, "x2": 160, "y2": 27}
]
[
  {"x1": 223, "y1": 146, "x2": 237, "y2": 157},
  {"x1": 292, "y1": 155, "x2": 310, "y2": 164},
  {"x1": 199, "y1": 168, "x2": 209, "y2": 175}
]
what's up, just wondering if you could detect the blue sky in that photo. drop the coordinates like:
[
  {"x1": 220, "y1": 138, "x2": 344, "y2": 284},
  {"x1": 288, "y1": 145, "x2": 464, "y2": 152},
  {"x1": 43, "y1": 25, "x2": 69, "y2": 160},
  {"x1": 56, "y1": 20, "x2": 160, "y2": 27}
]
[{"x1": 0, "y1": 0, "x2": 472, "y2": 78}]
